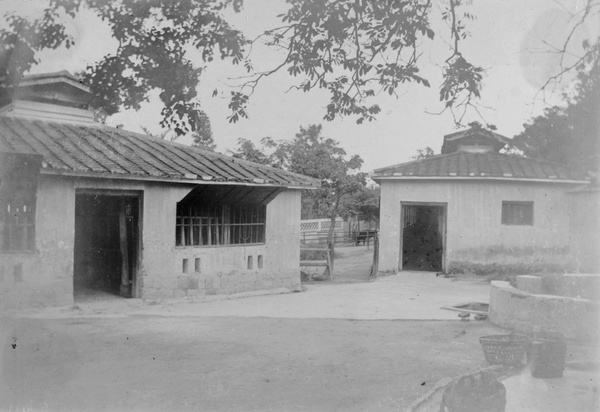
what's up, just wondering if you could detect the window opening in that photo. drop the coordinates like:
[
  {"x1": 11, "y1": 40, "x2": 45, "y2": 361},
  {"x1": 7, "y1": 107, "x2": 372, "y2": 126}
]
[
  {"x1": 257, "y1": 255, "x2": 264, "y2": 269},
  {"x1": 502, "y1": 201, "x2": 533, "y2": 226},
  {"x1": 1, "y1": 202, "x2": 36, "y2": 252},
  {"x1": 176, "y1": 204, "x2": 266, "y2": 247}
]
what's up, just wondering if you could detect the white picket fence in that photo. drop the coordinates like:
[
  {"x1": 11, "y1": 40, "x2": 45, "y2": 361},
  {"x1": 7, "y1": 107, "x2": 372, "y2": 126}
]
[
  {"x1": 300, "y1": 218, "x2": 343, "y2": 232},
  {"x1": 300, "y1": 218, "x2": 349, "y2": 245}
]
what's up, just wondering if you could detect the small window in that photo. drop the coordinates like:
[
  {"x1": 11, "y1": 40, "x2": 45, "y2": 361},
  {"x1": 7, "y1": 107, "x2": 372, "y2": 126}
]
[
  {"x1": 257, "y1": 255, "x2": 263, "y2": 269},
  {"x1": 502, "y1": 201, "x2": 533, "y2": 226}
]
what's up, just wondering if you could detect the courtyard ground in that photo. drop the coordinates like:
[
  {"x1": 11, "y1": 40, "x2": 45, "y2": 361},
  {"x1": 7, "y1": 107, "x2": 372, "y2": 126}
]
[
  {"x1": 1, "y1": 316, "x2": 504, "y2": 412},
  {"x1": 1, "y1": 245, "x2": 598, "y2": 411}
]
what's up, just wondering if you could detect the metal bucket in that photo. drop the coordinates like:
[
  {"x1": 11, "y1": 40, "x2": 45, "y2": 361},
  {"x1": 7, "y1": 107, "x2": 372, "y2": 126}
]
[{"x1": 530, "y1": 331, "x2": 567, "y2": 379}]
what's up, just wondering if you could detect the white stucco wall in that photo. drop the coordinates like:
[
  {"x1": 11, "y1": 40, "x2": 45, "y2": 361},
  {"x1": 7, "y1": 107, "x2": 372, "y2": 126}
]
[
  {"x1": 377, "y1": 179, "x2": 578, "y2": 273},
  {"x1": 1, "y1": 174, "x2": 302, "y2": 308}
]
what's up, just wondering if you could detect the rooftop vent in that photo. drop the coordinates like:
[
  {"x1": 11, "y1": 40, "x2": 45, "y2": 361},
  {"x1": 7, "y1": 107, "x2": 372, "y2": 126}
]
[
  {"x1": 0, "y1": 71, "x2": 96, "y2": 124},
  {"x1": 441, "y1": 126, "x2": 509, "y2": 154}
]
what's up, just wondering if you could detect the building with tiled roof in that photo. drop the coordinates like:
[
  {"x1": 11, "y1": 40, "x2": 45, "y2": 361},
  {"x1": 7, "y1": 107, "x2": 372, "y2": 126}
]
[
  {"x1": 0, "y1": 71, "x2": 317, "y2": 308},
  {"x1": 370, "y1": 126, "x2": 595, "y2": 274}
]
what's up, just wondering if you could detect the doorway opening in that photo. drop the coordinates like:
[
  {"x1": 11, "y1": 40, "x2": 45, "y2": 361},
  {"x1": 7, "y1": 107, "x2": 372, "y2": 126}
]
[
  {"x1": 74, "y1": 192, "x2": 140, "y2": 301},
  {"x1": 401, "y1": 203, "x2": 446, "y2": 272}
]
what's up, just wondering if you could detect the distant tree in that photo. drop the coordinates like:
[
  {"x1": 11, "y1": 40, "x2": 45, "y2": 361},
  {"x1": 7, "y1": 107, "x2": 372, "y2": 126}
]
[
  {"x1": 510, "y1": 41, "x2": 599, "y2": 175},
  {"x1": 412, "y1": 146, "x2": 436, "y2": 160},
  {"x1": 229, "y1": 138, "x2": 273, "y2": 166},
  {"x1": 282, "y1": 125, "x2": 367, "y2": 243},
  {"x1": 192, "y1": 112, "x2": 216, "y2": 151},
  {"x1": 228, "y1": 125, "x2": 367, "y2": 243},
  {"x1": 140, "y1": 126, "x2": 171, "y2": 140},
  {"x1": 339, "y1": 186, "x2": 380, "y2": 224}
]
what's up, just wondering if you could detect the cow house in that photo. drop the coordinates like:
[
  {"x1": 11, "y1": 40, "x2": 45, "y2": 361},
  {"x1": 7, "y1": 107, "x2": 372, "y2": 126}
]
[{"x1": 0, "y1": 71, "x2": 317, "y2": 308}]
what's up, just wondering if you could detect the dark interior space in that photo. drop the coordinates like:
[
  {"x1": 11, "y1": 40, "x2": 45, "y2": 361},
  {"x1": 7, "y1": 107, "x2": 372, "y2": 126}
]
[
  {"x1": 402, "y1": 205, "x2": 444, "y2": 272},
  {"x1": 74, "y1": 193, "x2": 138, "y2": 300}
]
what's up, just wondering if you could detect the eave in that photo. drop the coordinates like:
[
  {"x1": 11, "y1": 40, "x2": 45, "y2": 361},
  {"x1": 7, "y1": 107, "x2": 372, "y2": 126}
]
[{"x1": 40, "y1": 167, "x2": 317, "y2": 190}]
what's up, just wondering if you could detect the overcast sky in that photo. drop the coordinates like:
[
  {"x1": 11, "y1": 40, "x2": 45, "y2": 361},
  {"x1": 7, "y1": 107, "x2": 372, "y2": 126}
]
[{"x1": 3, "y1": 0, "x2": 597, "y2": 172}]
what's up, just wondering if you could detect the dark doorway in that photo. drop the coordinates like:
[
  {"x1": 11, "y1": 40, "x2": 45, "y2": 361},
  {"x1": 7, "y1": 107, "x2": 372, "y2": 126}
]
[
  {"x1": 74, "y1": 192, "x2": 140, "y2": 300},
  {"x1": 401, "y1": 204, "x2": 446, "y2": 272}
]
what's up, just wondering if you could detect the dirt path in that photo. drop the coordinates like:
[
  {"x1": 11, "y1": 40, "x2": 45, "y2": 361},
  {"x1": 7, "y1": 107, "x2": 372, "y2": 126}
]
[
  {"x1": 303, "y1": 245, "x2": 375, "y2": 284},
  {"x1": 331, "y1": 246, "x2": 375, "y2": 283},
  {"x1": 1, "y1": 315, "x2": 504, "y2": 412}
]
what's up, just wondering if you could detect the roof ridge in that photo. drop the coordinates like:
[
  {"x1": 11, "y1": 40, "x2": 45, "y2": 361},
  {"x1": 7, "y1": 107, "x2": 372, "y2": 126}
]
[{"x1": 372, "y1": 152, "x2": 458, "y2": 173}]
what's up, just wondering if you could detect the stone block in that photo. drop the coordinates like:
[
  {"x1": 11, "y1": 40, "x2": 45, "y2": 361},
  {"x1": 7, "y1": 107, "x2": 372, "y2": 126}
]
[{"x1": 516, "y1": 275, "x2": 544, "y2": 294}]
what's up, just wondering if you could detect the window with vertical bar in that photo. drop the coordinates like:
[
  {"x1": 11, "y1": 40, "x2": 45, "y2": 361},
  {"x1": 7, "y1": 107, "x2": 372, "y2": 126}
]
[
  {"x1": 176, "y1": 204, "x2": 266, "y2": 247},
  {"x1": 501, "y1": 201, "x2": 534, "y2": 226},
  {"x1": 1, "y1": 202, "x2": 36, "y2": 252}
]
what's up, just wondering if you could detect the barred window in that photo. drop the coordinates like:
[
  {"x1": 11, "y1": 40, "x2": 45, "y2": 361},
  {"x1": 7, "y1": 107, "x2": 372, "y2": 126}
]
[
  {"x1": 501, "y1": 201, "x2": 533, "y2": 226},
  {"x1": 176, "y1": 204, "x2": 266, "y2": 247},
  {"x1": 1, "y1": 202, "x2": 36, "y2": 252}
]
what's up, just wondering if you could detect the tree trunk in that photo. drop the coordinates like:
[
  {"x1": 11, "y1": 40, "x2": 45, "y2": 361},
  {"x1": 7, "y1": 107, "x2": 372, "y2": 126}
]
[{"x1": 326, "y1": 214, "x2": 337, "y2": 245}]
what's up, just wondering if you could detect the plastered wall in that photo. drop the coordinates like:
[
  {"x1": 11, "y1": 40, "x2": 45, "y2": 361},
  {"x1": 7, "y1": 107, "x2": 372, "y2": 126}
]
[
  {"x1": 377, "y1": 179, "x2": 577, "y2": 273},
  {"x1": 1, "y1": 174, "x2": 301, "y2": 308}
]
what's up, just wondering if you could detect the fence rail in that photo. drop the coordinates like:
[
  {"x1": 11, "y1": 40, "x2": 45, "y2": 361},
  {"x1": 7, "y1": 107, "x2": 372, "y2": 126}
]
[
  {"x1": 300, "y1": 231, "x2": 354, "y2": 246},
  {"x1": 301, "y1": 229, "x2": 378, "y2": 245}
]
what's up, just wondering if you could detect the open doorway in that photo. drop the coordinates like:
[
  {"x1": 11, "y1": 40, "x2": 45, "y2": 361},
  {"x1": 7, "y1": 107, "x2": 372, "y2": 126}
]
[
  {"x1": 74, "y1": 191, "x2": 140, "y2": 301},
  {"x1": 400, "y1": 203, "x2": 446, "y2": 272}
]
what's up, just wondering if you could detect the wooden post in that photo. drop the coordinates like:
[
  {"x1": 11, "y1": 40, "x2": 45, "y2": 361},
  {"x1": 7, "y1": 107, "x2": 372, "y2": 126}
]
[
  {"x1": 369, "y1": 235, "x2": 379, "y2": 278},
  {"x1": 118, "y1": 199, "x2": 130, "y2": 297},
  {"x1": 328, "y1": 241, "x2": 335, "y2": 281}
]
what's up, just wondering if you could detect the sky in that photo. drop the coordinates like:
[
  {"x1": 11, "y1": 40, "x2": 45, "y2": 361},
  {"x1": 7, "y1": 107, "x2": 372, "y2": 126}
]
[{"x1": 2, "y1": 0, "x2": 597, "y2": 173}]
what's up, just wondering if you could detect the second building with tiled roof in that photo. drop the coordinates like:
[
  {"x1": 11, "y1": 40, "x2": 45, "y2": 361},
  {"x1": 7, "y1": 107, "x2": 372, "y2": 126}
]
[{"x1": 370, "y1": 125, "x2": 592, "y2": 274}]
